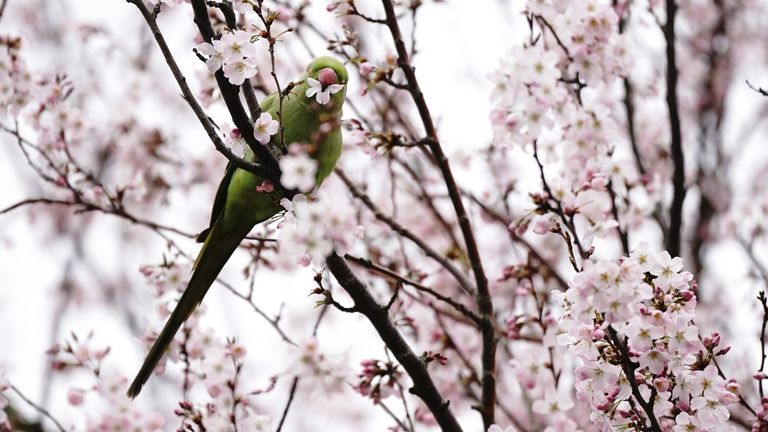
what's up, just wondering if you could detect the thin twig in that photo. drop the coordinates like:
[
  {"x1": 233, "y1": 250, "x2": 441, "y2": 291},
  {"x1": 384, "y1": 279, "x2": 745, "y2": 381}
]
[
  {"x1": 9, "y1": 385, "x2": 66, "y2": 432},
  {"x1": 758, "y1": 292, "x2": 768, "y2": 399},
  {"x1": 747, "y1": 80, "x2": 768, "y2": 97},
  {"x1": 336, "y1": 168, "x2": 476, "y2": 296},
  {"x1": 0, "y1": 0, "x2": 8, "y2": 25},
  {"x1": 274, "y1": 377, "x2": 299, "y2": 432},
  {"x1": 345, "y1": 254, "x2": 482, "y2": 324}
]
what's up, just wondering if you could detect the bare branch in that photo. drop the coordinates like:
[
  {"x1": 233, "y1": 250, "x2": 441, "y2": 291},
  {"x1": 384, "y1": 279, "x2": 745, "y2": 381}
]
[{"x1": 325, "y1": 253, "x2": 464, "y2": 432}]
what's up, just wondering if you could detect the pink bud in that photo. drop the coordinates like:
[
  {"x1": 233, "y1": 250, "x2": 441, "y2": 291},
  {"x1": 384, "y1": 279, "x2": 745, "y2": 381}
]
[
  {"x1": 255, "y1": 180, "x2": 274, "y2": 193},
  {"x1": 326, "y1": 2, "x2": 339, "y2": 11},
  {"x1": 207, "y1": 383, "x2": 223, "y2": 398},
  {"x1": 726, "y1": 379, "x2": 740, "y2": 394},
  {"x1": 359, "y1": 62, "x2": 373, "y2": 76},
  {"x1": 608, "y1": 385, "x2": 620, "y2": 398},
  {"x1": 754, "y1": 372, "x2": 766, "y2": 380},
  {"x1": 297, "y1": 254, "x2": 312, "y2": 267},
  {"x1": 504, "y1": 113, "x2": 519, "y2": 128},
  {"x1": 634, "y1": 371, "x2": 645, "y2": 384},
  {"x1": 67, "y1": 388, "x2": 84, "y2": 406},
  {"x1": 711, "y1": 332, "x2": 721, "y2": 345},
  {"x1": 716, "y1": 346, "x2": 731, "y2": 356},
  {"x1": 719, "y1": 391, "x2": 738, "y2": 404},
  {"x1": 94, "y1": 346, "x2": 110, "y2": 360}
]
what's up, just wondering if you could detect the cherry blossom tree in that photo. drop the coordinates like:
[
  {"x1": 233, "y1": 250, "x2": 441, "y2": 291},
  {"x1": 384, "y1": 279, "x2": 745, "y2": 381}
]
[{"x1": 1, "y1": 0, "x2": 768, "y2": 431}]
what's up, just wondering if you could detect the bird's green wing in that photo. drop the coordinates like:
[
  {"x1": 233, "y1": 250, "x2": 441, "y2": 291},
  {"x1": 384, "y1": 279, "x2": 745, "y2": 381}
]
[
  {"x1": 197, "y1": 92, "x2": 280, "y2": 243},
  {"x1": 196, "y1": 162, "x2": 237, "y2": 243},
  {"x1": 127, "y1": 216, "x2": 252, "y2": 398}
]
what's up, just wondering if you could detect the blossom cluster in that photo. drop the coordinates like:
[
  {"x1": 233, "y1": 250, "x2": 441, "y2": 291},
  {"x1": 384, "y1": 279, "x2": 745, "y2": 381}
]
[
  {"x1": 353, "y1": 359, "x2": 403, "y2": 404},
  {"x1": 138, "y1": 262, "x2": 278, "y2": 430},
  {"x1": 279, "y1": 143, "x2": 319, "y2": 192},
  {"x1": 278, "y1": 191, "x2": 362, "y2": 266},
  {"x1": 526, "y1": 0, "x2": 630, "y2": 85},
  {"x1": 554, "y1": 244, "x2": 739, "y2": 430},
  {"x1": 198, "y1": 29, "x2": 260, "y2": 86},
  {"x1": 46, "y1": 333, "x2": 166, "y2": 431},
  {"x1": 0, "y1": 37, "x2": 106, "y2": 203},
  {"x1": 490, "y1": 0, "x2": 656, "y2": 247}
]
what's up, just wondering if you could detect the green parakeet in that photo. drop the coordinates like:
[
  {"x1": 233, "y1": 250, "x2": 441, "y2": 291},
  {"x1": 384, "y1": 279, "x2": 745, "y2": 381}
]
[{"x1": 127, "y1": 56, "x2": 348, "y2": 398}]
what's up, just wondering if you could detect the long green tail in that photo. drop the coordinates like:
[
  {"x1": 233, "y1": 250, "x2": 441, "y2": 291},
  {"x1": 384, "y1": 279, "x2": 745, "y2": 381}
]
[{"x1": 126, "y1": 221, "x2": 252, "y2": 398}]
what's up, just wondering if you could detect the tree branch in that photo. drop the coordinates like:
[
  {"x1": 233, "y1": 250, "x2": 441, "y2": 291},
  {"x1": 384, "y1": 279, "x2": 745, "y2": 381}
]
[
  {"x1": 325, "y1": 253, "x2": 464, "y2": 432},
  {"x1": 378, "y1": 2, "x2": 496, "y2": 424},
  {"x1": 188, "y1": 0, "x2": 286, "y2": 185},
  {"x1": 664, "y1": 0, "x2": 686, "y2": 257}
]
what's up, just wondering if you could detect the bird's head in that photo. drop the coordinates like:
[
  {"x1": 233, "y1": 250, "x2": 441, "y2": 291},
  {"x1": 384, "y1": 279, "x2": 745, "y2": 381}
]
[{"x1": 301, "y1": 56, "x2": 348, "y2": 111}]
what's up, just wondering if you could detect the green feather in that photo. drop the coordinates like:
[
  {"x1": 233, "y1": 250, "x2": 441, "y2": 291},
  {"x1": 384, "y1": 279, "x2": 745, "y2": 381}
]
[{"x1": 127, "y1": 56, "x2": 347, "y2": 398}]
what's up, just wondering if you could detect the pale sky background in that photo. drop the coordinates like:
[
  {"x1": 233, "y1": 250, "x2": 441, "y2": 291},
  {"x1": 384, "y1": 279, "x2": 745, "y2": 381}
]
[{"x1": 1, "y1": 0, "x2": 766, "y2": 431}]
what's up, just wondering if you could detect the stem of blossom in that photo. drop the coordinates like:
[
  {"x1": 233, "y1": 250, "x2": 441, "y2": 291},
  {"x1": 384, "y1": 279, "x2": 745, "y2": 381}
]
[
  {"x1": 0, "y1": 0, "x2": 7, "y2": 25},
  {"x1": 9, "y1": 385, "x2": 67, "y2": 432},
  {"x1": 251, "y1": 4, "x2": 288, "y2": 150},
  {"x1": 189, "y1": 0, "x2": 286, "y2": 186},
  {"x1": 379, "y1": 400, "x2": 413, "y2": 432},
  {"x1": 336, "y1": 168, "x2": 476, "y2": 296},
  {"x1": 532, "y1": 140, "x2": 586, "y2": 268},
  {"x1": 378, "y1": 3, "x2": 496, "y2": 424},
  {"x1": 325, "y1": 253, "x2": 464, "y2": 432},
  {"x1": 664, "y1": 0, "x2": 686, "y2": 258},
  {"x1": 126, "y1": 0, "x2": 264, "y2": 176}
]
